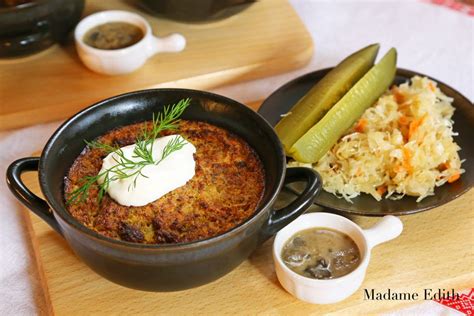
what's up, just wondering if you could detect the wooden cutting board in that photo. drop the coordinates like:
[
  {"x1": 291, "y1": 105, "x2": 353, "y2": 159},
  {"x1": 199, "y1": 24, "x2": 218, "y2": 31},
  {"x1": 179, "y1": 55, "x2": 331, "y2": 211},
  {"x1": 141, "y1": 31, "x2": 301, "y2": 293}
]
[
  {"x1": 0, "y1": 0, "x2": 312, "y2": 131},
  {"x1": 20, "y1": 103, "x2": 473, "y2": 315}
]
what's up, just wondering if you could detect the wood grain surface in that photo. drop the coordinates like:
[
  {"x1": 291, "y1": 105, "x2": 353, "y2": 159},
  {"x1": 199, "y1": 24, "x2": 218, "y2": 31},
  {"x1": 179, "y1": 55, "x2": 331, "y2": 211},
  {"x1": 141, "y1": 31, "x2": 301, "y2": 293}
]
[
  {"x1": 0, "y1": 0, "x2": 312, "y2": 131},
  {"x1": 19, "y1": 102, "x2": 473, "y2": 315}
]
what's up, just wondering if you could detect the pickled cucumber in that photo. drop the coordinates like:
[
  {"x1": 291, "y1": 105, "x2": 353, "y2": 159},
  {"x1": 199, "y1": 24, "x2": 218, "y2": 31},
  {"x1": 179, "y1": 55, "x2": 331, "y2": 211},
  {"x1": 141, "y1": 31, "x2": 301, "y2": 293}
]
[
  {"x1": 275, "y1": 44, "x2": 380, "y2": 153},
  {"x1": 289, "y1": 48, "x2": 397, "y2": 163}
]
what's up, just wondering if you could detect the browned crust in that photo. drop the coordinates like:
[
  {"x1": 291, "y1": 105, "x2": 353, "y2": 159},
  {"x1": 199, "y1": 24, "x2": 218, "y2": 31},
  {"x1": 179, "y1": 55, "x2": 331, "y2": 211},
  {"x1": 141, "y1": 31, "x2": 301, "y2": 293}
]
[{"x1": 64, "y1": 120, "x2": 265, "y2": 244}]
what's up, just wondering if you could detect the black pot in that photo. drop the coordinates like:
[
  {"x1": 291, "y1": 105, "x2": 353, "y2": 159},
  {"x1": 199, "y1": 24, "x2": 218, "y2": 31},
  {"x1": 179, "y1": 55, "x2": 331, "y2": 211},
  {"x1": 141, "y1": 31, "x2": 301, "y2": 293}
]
[
  {"x1": 0, "y1": 0, "x2": 85, "y2": 58},
  {"x1": 139, "y1": 0, "x2": 255, "y2": 23},
  {"x1": 6, "y1": 89, "x2": 321, "y2": 291}
]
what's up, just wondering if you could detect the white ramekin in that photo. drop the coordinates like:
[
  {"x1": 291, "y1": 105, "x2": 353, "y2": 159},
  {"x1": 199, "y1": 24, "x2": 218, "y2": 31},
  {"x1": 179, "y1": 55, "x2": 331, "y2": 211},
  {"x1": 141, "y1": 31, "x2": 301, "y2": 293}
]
[
  {"x1": 273, "y1": 212, "x2": 403, "y2": 304},
  {"x1": 74, "y1": 10, "x2": 186, "y2": 75}
]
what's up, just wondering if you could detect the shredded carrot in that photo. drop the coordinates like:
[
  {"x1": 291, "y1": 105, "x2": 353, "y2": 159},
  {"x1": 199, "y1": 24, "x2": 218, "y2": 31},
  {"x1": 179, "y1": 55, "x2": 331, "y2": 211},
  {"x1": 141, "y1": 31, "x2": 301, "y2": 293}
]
[
  {"x1": 428, "y1": 82, "x2": 436, "y2": 92},
  {"x1": 408, "y1": 114, "x2": 427, "y2": 140},
  {"x1": 448, "y1": 173, "x2": 460, "y2": 183},
  {"x1": 402, "y1": 148, "x2": 413, "y2": 174},
  {"x1": 438, "y1": 162, "x2": 450, "y2": 171},
  {"x1": 393, "y1": 165, "x2": 404, "y2": 173},
  {"x1": 400, "y1": 125, "x2": 409, "y2": 143},
  {"x1": 398, "y1": 115, "x2": 410, "y2": 125},
  {"x1": 354, "y1": 118, "x2": 367, "y2": 133},
  {"x1": 398, "y1": 102, "x2": 410, "y2": 112},
  {"x1": 392, "y1": 86, "x2": 405, "y2": 104},
  {"x1": 376, "y1": 186, "x2": 387, "y2": 195}
]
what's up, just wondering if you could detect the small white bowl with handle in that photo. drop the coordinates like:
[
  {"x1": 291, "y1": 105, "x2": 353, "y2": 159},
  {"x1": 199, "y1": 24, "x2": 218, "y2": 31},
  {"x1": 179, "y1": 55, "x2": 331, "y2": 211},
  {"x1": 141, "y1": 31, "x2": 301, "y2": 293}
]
[
  {"x1": 273, "y1": 212, "x2": 403, "y2": 304},
  {"x1": 74, "y1": 10, "x2": 186, "y2": 75}
]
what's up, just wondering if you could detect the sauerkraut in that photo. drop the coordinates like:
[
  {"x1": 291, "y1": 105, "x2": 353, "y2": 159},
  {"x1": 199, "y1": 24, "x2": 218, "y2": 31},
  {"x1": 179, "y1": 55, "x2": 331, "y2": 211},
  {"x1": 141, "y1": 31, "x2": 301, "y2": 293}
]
[{"x1": 289, "y1": 76, "x2": 464, "y2": 202}]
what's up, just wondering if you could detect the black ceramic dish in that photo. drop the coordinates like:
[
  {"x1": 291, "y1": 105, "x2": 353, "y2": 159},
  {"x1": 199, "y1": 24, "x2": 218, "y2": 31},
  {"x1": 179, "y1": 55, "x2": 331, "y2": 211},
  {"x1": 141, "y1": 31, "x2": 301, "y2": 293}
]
[
  {"x1": 139, "y1": 0, "x2": 255, "y2": 23},
  {"x1": 0, "y1": 0, "x2": 84, "y2": 58},
  {"x1": 259, "y1": 68, "x2": 473, "y2": 216},
  {"x1": 6, "y1": 89, "x2": 322, "y2": 291}
]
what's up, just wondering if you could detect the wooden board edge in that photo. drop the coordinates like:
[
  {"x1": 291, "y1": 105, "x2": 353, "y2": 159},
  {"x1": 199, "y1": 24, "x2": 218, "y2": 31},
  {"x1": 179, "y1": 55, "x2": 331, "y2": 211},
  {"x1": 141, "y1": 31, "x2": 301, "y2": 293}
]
[
  {"x1": 19, "y1": 162, "x2": 473, "y2": 314},
  {"x1": 23, "y1": 192, "x2": 474, "y2": 315},
  {"x1": 0, "y1": 40, "x2": 313, "y2": 131},
  {"x1": 22, "y1": 209, "x2": 55, "y2": 316}
]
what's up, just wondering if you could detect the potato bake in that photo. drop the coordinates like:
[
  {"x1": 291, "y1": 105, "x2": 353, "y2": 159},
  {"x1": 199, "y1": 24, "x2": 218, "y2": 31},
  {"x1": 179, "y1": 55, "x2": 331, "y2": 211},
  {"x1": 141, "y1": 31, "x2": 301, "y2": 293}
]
[{"x1": 65, "y1": 120, "x2": 265, "y2": 244}]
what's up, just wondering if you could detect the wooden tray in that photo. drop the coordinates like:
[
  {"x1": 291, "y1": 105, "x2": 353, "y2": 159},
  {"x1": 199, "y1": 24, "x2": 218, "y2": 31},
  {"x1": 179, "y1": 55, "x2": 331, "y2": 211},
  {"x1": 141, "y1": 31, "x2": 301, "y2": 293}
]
[
  {"x1": 20, "y1": 102, "x2": 473, "y2": 315},
  {"x1": 0, "y1": 0, "x2": 312, "y2": 131}
]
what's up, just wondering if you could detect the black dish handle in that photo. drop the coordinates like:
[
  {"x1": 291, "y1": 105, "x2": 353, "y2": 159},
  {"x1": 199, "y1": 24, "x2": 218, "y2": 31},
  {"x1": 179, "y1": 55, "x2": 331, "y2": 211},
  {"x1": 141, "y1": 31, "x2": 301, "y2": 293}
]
[
  {"x1": 6, "y1": 159, "x2": 321, "y2": 241},
  {"x1": 0, "y1": 20, "x2": 53, "y2": 58},
  {"x1": 261, "y1": 167, "x2": 322, "y2": 241},
  {"x1": 6, "y1": 157, "x2": 62, "y2": 235}
]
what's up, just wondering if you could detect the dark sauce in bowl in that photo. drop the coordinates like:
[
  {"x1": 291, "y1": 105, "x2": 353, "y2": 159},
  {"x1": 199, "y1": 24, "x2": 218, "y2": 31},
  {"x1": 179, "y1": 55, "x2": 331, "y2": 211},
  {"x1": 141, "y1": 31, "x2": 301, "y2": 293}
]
[
  {"x1": 281, "y1": 228, "x2": 360, "y2": 279},
  {"x1": 83, "y1": 22, "x2": 144, "y2": 50}
]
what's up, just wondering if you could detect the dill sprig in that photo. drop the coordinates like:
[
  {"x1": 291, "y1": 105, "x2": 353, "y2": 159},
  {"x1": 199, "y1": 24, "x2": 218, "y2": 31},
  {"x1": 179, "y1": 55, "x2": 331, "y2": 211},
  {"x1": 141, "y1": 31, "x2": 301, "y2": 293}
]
[{"x1": 66, "y1": 98, "x2": 191, "y2": 205}]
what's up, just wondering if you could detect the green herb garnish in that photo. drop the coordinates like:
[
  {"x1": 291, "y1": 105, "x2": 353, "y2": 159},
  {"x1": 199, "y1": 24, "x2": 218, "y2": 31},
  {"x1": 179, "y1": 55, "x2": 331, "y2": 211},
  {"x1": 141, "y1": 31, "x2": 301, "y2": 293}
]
[{"x1": 67, "y1": 98, "x2": 191, "y2": 205}]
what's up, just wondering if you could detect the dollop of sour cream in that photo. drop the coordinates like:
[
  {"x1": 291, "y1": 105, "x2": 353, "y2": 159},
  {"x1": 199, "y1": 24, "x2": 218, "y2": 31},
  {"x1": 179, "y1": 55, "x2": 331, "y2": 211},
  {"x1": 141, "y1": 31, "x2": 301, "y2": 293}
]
[{"x1": 97, "y1": 135, "x2": 196, "y2": 207}]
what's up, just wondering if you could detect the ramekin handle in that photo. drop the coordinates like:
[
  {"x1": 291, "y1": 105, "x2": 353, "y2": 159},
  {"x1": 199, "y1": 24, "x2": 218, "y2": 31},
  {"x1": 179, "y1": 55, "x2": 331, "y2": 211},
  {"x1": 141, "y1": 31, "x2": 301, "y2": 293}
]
[
  {"x1": 364, "y1": 215, "x2": 403, "y2": 249},
  {"x1": 147, "y1": 33, "x2": 186, "y2": 57}
]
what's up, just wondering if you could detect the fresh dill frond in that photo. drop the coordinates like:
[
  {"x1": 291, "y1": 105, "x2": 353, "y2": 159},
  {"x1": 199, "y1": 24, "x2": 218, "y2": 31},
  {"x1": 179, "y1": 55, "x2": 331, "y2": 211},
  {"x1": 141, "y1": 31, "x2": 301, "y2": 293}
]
[
  {"x1": 158, "y1": 135, "x2": 188, "y2": 164},
  {"x1": 85, "y1": 140, "x2": 119, "y2": 155},
  {"x1": 152, "y1": 98, "x2": 190, "y2": 137},
  {"x1": 67, "y1": 99, "x2": 191, "y2": 205},
  {"x1": 66, "y1": 171, "x2": 109, "y2": 205}
]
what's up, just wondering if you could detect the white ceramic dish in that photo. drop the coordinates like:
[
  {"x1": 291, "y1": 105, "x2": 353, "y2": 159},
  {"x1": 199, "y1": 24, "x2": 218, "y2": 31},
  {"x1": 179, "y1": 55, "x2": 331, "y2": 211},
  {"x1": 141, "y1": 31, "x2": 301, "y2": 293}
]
[
  {"x1": 273, "y1": 213, "x2": 403, "y2": 304},
  {"x1": 74, "y1": 10, "x2": 186, "y2": 75}
]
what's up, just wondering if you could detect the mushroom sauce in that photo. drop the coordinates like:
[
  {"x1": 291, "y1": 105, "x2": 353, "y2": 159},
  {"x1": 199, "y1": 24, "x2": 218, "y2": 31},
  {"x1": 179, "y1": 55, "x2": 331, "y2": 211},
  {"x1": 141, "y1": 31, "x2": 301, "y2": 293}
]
[
  {"x1": 83, "y1": 22, "x2": 144, "y2": 50},
  {"x1": 281, "y1": 228, "x2": 361, "y2": 279}
]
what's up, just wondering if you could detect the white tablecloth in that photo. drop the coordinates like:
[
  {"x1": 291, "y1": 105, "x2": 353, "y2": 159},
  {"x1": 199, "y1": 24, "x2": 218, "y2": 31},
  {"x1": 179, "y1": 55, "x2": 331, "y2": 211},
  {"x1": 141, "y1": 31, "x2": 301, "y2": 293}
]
[{"x1": 1, "y1": 1, "x2": 472, "y2": 314}]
